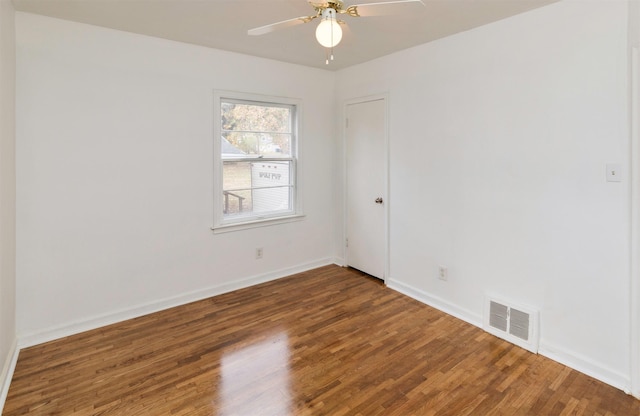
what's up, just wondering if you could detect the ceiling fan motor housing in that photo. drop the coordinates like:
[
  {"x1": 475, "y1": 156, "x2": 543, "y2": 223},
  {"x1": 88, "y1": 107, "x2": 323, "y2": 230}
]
[{"x1": 321, "y1": 8, "x2": 338, "y2": 19}]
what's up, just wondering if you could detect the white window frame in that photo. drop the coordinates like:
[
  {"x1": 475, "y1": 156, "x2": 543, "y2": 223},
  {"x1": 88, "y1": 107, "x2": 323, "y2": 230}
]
[{"x1": 212, "y1": 90, "x2": 303, "y2": 233}]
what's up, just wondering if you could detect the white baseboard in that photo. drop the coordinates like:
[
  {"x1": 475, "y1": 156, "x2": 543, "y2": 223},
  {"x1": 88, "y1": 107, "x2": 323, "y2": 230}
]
[
  {"x1": 18, "y1": 258, "x2": 334, "y2": 348},
  {"x1": 0, "y1": 338, "x2": 19, "y2": 413},
  {"x1": 538, "y1": 341, "x2": 631, "y2": 394},
  {"x1": 386, "y1": 278, "x2": 482, "y2": 328}
]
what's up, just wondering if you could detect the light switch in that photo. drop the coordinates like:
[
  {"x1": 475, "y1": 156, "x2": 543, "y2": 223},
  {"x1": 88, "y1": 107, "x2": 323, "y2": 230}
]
[{"x1": 606, "y1": 163, "x2": 622, "y2": 182}]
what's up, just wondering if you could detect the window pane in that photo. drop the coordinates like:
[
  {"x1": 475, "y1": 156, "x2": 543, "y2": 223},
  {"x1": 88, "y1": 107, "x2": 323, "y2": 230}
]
[
  {"x1": 222, "y1": 102, "x2": 291, "y2": 133},
  {"x1": 222, "y1": 132, "x2": 291, "y2": 158},
  {"x1": 222, "y1": 161, "x2": 292, "y2": 218}
]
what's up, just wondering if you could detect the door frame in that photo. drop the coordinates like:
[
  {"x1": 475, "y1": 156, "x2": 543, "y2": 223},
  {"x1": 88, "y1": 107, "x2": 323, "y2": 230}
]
[
  {"x1": 630, "y1": 45, "x2": 640, "y2": 399},
  {"x1": 341, "y1": 93, "x2": 390, "y2": 282}
]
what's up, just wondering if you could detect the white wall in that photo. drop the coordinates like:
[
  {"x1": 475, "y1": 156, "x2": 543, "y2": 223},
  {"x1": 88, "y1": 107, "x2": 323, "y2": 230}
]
[
  {"x1": 337, "y1": 0, "x2": 632, "y2": 390},
  {"x1": 0, "y1": 0, "x2": 17, "y2": 407},
  {"x1": 15, "y1": 13, "x2": 337, "y2": 344}
]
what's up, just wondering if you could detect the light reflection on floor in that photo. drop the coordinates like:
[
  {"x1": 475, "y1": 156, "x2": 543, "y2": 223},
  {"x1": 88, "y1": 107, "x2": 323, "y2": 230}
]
[{"x1": 220, "y1": 332, "x2": 292, "y2": 415}]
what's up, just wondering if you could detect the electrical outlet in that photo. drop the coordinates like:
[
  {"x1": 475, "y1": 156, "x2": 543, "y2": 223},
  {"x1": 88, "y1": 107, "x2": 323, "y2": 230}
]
[
  {"x1": 438, "y1": 266, "x2": 448, "y2": 281},
  {"x1": 256, "y1": 248, "x2": 263, "y2": 259}
]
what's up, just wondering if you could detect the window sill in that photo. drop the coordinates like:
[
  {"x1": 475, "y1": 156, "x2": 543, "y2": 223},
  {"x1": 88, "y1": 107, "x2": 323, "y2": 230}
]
[{"x1": 211, "y1": 214, "x2": 305, "y2": 234}]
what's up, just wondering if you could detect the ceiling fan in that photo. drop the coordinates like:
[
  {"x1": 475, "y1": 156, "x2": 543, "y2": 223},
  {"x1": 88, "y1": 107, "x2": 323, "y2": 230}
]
[{"x1": 248, "y1": 0, "x2": 425, "y2": 64}]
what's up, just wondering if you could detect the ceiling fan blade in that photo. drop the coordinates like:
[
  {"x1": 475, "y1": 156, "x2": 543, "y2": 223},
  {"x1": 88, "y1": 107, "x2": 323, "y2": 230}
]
[
  {"x1": 248, "y1": 15, "x2": 317, "y2": 36},
  {"x1": 344, "y1": 0, "x2": 424, "y2": 17}
]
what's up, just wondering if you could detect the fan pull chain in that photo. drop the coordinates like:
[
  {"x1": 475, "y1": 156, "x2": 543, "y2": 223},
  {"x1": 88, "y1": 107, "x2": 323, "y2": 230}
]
[
  {"x1": 325, "y1": 15, "x2": 335, "y2": 65},
  {"x1": 331, "y1": 17, "x2": 336, "y2": 62},
  {"x1": 325, "y1": 48, "x2": 335, "y2": 65}
]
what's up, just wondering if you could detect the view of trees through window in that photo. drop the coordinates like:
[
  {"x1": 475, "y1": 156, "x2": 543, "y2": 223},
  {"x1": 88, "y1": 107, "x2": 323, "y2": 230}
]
[{"x1": 222, "y1": 101, "x2": 292, "y2": 157}]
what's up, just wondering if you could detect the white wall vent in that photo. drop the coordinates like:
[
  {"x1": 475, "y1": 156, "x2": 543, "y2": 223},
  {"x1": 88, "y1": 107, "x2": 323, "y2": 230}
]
[{"x1": 483, "y1": 296, "x2": 539, "y2": 353}]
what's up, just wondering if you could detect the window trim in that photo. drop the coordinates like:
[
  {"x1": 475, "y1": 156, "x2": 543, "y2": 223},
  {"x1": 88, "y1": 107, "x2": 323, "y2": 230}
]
[{"x1": 212, "y1": 90, "x2": 303, "y2": 232}]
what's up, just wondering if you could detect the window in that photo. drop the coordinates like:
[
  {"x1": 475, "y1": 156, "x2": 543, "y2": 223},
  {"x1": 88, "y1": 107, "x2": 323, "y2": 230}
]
[{"x1": 213, "y1": 91, "x2": 302, "y2": 231}]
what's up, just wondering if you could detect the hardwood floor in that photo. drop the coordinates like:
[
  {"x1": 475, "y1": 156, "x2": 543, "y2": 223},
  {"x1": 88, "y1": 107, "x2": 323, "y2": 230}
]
[{"x1": 4, "y1": 265, "x2": 640, "y2": 415}]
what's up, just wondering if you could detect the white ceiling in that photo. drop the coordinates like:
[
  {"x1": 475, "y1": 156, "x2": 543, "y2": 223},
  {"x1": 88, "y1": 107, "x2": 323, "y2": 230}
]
[{"x1": 12, "y1": 0, "x2": 559, "y2": 70}]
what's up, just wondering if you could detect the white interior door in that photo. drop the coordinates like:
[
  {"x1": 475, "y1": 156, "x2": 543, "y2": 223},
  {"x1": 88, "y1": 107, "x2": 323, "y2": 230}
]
[{"x1": 346, "y1": 98, "x2": 386, "y2": 279}]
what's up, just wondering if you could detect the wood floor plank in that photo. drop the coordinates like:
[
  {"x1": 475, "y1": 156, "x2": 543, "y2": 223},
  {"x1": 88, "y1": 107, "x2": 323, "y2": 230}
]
[{"x1": 4, "y1": 265, "x2": 640, "y2": 415}]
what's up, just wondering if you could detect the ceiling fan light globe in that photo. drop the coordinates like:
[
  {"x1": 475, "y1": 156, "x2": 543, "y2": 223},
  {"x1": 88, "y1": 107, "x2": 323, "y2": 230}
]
[{"x1": 315, "y1": 19, "x2": 343, "y2": 48}]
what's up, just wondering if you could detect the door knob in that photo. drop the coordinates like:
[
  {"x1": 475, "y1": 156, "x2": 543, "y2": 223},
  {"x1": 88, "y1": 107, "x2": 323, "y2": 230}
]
[{"x1": 375, "y1": 197, "x2": 383, "y2": 204}]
